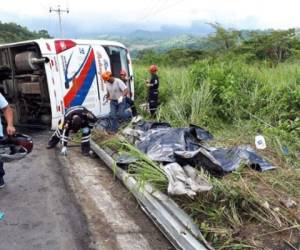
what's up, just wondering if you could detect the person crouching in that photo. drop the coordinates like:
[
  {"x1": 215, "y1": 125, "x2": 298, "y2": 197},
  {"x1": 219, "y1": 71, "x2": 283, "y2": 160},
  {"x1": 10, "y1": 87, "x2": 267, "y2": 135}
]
[{"x1": 47, "y1": 106, "x2": 97, "y2": 156}]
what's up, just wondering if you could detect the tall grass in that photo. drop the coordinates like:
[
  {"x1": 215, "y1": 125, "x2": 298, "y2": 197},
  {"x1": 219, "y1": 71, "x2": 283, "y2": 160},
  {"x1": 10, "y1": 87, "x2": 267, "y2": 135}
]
[{"x1": 133, "y1": 61, "x2": 300, "y2": 168}]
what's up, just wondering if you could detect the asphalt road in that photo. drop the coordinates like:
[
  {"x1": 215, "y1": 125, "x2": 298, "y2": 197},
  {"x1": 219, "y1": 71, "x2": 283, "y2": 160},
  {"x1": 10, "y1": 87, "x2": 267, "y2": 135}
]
[
  {"x1": 0, "y1": 131, "x2": 91, "y2": 250},
  {"x1": 0, "y1": 131, "x2": 172, "y2": 250}
]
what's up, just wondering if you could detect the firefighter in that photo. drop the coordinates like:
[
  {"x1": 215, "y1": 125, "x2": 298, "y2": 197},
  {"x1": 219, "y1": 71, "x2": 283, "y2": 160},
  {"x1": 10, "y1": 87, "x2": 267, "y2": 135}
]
[
  {"x1": 119, "y1": 69, "x2": 137, "y2": 117},
  {"x1": 47, "y1": 106, "x2": 97, "y2": 156},
  {"x1": 145, "y1": 64, "x2": 159, "y2": 116}
]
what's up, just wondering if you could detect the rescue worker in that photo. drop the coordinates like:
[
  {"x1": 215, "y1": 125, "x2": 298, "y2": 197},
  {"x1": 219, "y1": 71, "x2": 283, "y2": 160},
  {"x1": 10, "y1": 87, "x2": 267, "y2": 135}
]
[
  {"x1": 0, "y1": 93, "x2": 16, "y2": 188},
  {"x1": 145, "y1": 64, "x2": 159, "y2": 116},
  {"x1": 101, "y1": 71, "x2": 128, "y2": 132},
  {"x1": 119, "y1": 69, "x2": 137, "y2": 117},
  {"x1": 47, "y1": 106, "x2": 97, "y2": 156}
]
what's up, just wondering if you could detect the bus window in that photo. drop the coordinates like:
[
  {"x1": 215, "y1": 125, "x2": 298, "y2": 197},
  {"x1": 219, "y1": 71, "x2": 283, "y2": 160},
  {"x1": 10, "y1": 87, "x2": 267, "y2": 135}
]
[{"x1": 103, "y1": 46, "x2": 129, "y2": 78}]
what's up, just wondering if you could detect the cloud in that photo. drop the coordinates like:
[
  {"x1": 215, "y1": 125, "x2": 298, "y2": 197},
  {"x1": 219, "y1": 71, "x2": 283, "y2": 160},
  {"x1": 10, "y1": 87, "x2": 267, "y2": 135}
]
[{"x1": 1, "y1": 0, "x2": 300, "y2": 37}]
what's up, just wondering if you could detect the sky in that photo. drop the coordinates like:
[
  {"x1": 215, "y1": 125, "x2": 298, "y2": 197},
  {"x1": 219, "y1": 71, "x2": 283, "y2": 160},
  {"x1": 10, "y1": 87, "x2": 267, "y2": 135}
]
[{"x1": 1, "y1": 0, "x2": 300, "y2": 36}]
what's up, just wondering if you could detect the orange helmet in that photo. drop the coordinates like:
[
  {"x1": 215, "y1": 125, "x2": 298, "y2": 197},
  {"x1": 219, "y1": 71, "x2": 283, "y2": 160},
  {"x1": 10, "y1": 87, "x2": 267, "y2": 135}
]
[
  {"x1": 120, "y1": 69, "x2": 127, "y2": 76},
  {"x1": 101, "y1": 71, "x2": 112, "y2": 81},
  {"x1": 149, "y1": 64, "x2": 158, "y2": 73}
]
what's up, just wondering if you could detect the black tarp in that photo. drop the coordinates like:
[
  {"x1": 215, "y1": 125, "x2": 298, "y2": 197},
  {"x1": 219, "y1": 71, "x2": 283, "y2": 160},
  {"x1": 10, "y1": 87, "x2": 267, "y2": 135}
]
[
  {"x1": 174, "y1": 146, "x2": 276, "y2": 176},
  {"x1": 130, "y1": 121, "x2": 275, "y2": 176},
  {"x1": 95, "y1": 117, "x2": 116, "y2": 132},
  {"x1": 135, "y1": 123, "x2": 213, "y2": 163}
]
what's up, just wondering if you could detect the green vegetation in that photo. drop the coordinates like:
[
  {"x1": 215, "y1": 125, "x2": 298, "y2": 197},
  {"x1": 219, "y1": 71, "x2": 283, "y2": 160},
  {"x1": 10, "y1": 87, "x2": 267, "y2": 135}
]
[
  {"x1": 94, "y1": 24, "x2": 300, "y2": 249},
  {"x1": 124, "y1": 61, "x2": 300, "y2": 249},
  {"x1": 127, "y1": 26, "x2": 300, "y2": 249},
  {"x1": 0, "y1": 21, "x2": 51, "y2": 43},
  {"x1": 102, "y1": 138, "x2": 168, "y2": 190},
  {"x1": 136, "y1": 26, "x2": 300, "y2": 67}
]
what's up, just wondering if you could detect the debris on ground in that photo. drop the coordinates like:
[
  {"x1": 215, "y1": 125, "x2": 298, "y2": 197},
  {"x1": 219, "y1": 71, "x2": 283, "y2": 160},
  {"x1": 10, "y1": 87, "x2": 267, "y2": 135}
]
[
  {"x1": 280, "y1": 198, "x2": 297, "y2": 209},
  {"x1": 255, "y1": 134, "x2": 267, "y2": 149},
  {"x1": 121, "y1": 120, "x2": 276, "y2": 176},
  {"x1": 162, "y1": 163, "x2": 212, "y2": 198}
]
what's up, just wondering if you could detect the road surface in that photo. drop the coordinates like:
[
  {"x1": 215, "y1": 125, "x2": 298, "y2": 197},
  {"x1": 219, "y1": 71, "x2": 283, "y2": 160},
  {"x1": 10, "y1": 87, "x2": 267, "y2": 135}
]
[{"x1": 0, "y1": 131, "x2": 172, "y2": 250}]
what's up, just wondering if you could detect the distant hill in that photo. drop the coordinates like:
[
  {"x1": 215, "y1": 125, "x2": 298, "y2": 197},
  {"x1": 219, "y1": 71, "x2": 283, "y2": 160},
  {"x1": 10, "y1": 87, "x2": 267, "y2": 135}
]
[
  {"x1": 94, "y1": 32, "x2": 208, "y2": 57},
  {"x1": 0, "y1": 21, "x2": 51, "y2": 44},
  {"x1": 78, "y1": 20, "x2": 215, "y2": 56}
]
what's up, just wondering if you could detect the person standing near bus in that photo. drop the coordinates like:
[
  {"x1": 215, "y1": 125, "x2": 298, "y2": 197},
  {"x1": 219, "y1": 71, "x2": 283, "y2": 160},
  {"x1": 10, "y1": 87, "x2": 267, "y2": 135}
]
[
  {"x1": 145, "y1": 65, "x2": 159, "y2": 116},
  {"x1": 120, "y1": 69, "x2": 137, "y2": 117},
  {"x1": 0, "y1": 93, "x2": 16, "y2": 188},
  {"x1": 101, "y1": 71, "x2": 128, "y2": 132}
]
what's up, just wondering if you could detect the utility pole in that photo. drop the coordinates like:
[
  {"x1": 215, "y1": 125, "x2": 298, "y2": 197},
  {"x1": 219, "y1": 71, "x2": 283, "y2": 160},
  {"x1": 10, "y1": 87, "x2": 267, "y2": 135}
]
[{"x1": 49, "y1": 5, "x2": 69, "y2": 38}]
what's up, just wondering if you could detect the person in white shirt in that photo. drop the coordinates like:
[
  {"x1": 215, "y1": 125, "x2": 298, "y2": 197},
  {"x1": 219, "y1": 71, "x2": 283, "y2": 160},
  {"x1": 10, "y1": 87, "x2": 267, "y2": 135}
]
[{"x1": 101, "y1": 71, "x2": 128, "y2": 132}]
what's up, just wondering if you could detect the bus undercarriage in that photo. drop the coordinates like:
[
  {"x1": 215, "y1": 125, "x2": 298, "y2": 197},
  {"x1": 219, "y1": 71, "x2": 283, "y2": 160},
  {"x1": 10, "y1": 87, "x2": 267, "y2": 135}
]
[{"x1": 0, "y1": 42, "x2": 51, "y2": 127}]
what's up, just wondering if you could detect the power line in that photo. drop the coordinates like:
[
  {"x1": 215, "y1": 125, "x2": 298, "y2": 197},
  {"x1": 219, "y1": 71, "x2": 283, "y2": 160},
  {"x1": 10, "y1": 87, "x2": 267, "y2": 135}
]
[
  {"x1": 138, "y1": 0, "x2": 185, "y2": 24},
  {"x1": 101, "y1": 0, "x2": 165, "y2": 36},
  {"x1": 49, "y1": 5, "x2": 69, "y2": 38},
  {"x1": 138, "y1": 0, "x2": 168, "y2": 22}
]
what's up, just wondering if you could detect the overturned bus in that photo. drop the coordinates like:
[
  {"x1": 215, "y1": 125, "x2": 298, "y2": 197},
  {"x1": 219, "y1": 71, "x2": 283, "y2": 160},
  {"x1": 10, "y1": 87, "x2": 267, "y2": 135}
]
[{"x1": 0, "y1": 39, "x2": 134, "y2": 129}]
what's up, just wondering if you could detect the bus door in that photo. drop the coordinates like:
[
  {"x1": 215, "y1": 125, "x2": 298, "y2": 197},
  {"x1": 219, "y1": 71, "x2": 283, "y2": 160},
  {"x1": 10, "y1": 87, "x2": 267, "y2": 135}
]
[{"x1": 103, "y1": 46, "x2": 132, "y2": 96}]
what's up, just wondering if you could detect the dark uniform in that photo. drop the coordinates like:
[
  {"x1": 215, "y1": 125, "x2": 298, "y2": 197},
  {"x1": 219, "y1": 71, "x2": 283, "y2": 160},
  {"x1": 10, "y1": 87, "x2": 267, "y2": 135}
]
[
  {"x1": 120, "y1": 77, "x2": 137, "y2": 117},
  {"x1": 148, "y1": 74, "x2": 159, "y2": 116},
  {"x1": 47, "y1": 106, "x2": 97, "y2": 155}
]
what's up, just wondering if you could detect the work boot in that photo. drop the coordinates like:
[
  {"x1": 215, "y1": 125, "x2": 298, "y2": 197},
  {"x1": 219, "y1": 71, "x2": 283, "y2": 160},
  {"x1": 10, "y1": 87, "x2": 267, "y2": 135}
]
[
  {"x1": 46, "y1": 136, "x2": 60, "y2": 149},
  {"x1": 0, "y1": 177, "x2": 5, "y2": 189},
  {"x1": 82, "y1": 151, "x2": 90, "y2": 156},
  {"x1": 46, "y1": 141, "x2": 57, "y2": 149},
  {"x1": 81, "y1": 141, "x2": 90, "y2": 156}
]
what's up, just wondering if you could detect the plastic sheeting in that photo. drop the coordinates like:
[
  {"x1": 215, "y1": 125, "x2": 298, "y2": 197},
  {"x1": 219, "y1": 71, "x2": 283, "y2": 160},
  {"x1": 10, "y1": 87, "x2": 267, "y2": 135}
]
[
  {"x1": 162, "y1": 163, "x2": 212, "y2": 198},
  {"x1": 124, "y1": 121, "x2": 276, "y2": 176},
  {"x1": 115, "y1": 154, "x2": 138, "y2": 170},
  {"x1": 135, "y1": 121, "x2": 172, "y2": 131},
  {"x1": 95, "y1": 117, "x2": 116, "y2": 132},
  {"x1": 135, "y1": 124, "x2": 213, "y2": 163},
  {"x1": 175, "y1": 146, "x2": 276, "y2": 176}
]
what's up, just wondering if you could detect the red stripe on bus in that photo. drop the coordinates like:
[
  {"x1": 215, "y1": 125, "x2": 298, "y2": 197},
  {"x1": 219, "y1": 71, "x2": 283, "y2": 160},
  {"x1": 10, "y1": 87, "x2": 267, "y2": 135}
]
[{"x1": 63, "y1": 50, "x2": 94, "y2": 108}]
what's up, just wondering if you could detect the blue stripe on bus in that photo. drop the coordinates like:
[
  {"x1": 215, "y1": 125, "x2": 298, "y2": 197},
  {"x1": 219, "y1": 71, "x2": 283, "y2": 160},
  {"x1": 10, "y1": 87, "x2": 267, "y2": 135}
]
[{"x1": 69, "y1": 59, "x2": 97, "y2": 107}]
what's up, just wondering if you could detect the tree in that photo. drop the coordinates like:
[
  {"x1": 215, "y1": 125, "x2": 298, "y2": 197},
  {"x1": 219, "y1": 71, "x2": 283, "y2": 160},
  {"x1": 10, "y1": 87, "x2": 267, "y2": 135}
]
[
  {"x1": 239, "y1": 29, "x2": 300, "y2": 65},
  {"x1": 0, "y1": 21, "x2": 51, "y2": 43},
  {"x1": 206, "y1": 23, "x2": 241, "y2": 52},
  {"x1": 36, "y1": 29, "x2": 51, "y2": 38}
]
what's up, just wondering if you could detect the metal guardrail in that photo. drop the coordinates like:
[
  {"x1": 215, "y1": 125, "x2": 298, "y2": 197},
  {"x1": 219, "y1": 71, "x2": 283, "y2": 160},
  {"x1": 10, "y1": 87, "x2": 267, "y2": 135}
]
[{"x1": 91, "y1": 140, "x2": 212, "y2": 250}]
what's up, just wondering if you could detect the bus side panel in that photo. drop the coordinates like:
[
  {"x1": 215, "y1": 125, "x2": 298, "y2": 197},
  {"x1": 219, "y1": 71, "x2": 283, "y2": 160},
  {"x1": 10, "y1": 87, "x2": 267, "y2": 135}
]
[
  {"x1": 92, "y1": 45, "x2": 111, "y2": 116},
  {"x1": 57, "y1": 45, "x2": 101, "y2": 117}
]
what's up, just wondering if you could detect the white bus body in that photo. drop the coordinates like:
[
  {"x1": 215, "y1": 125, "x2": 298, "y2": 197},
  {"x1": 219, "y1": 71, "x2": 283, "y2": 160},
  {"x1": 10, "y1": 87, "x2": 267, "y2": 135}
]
[{"x1": 0, "y1": 39, "x2": 134, "y2": 129}]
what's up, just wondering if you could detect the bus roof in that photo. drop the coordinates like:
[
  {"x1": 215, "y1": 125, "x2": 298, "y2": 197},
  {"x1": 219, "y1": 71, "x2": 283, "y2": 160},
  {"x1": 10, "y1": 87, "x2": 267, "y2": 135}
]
[{"x1": 0, "y1": 38, "x2": 127, "y2": 51}]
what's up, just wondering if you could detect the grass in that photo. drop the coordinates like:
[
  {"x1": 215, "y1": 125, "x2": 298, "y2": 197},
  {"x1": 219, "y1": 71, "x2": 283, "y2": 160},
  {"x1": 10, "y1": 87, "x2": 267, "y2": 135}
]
[
  {"x1": 95, "y1": 129, "x2": 300, "y2": 249},
  {"x1": 133, "y1": 62, "x2": 300, "y2": 167},
  {"x1": 101, "y1": 138, "x2": 168, "y2": 191},
  {"x1": 181, "y1": 167, "x2": 300, "y2": 249},
  {"x1": 93, "y1": 59, "x2": 300, "y2": 249}
]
